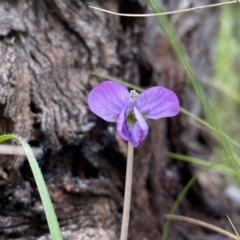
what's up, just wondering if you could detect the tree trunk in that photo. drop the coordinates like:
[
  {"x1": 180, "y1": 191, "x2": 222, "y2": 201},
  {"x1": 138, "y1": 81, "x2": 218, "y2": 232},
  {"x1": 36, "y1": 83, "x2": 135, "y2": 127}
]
[{"x1": 0, "y1": 0, "x2": 227, "y2": 239}]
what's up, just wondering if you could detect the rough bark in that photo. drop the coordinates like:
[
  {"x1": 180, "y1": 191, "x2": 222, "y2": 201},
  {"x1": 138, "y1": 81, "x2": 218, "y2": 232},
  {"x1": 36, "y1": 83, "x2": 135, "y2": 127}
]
[{"x1": 0, "y1": 0, "x2": 229, "y2": 239}]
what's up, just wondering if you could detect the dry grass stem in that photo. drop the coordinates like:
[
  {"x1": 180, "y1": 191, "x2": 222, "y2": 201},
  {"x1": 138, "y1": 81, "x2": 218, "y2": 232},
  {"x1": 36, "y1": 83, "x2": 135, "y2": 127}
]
[
  {"x1": 0, "y1": 144, "x2": 43, "y2": 158},
  {"x1": 89, "y1": 1, "x2": 237, "y2": 17},
  {"x1": 226, "y1": 215, "x2": 240, "y2": 239},
  {"x1": 165, "y1": 214, "x2": 239, "y2": 240}
]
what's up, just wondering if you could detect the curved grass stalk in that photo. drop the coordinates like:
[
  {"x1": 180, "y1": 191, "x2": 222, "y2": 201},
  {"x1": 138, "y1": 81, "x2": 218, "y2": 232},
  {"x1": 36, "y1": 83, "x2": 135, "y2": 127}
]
[
  {"x1": 165, "y1": 215, "x2": 239, "y2": 240},
  {"x1": 89, "y1": 1, "x2": 237, "y2": 17}
]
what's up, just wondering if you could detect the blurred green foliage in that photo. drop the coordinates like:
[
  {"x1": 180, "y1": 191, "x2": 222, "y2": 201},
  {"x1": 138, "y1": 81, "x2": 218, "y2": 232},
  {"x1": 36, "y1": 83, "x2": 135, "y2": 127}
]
[{"x1": 213, "y1": 4, "x2": 240, "y2": 156}]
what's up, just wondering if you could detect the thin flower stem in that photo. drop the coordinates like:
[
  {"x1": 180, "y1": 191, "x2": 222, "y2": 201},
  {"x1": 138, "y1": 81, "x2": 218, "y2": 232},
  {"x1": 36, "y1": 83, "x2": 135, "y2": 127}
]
[
  {"x1": 89, "y1": 1, "x2": 237, "y2": 17},
  {"x1": 120, "y1": 142, "x2": 134, "y2": 240}
]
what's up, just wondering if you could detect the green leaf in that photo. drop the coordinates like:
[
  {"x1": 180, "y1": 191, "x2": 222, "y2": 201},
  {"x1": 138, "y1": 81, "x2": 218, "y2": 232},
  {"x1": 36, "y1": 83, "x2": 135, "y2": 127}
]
[
  {"x1": 167, "y1": 152, "x2": 238, "y2": 175},
  {"x1": 0, "y1": 134, "x2": 62, "y2": 240}
]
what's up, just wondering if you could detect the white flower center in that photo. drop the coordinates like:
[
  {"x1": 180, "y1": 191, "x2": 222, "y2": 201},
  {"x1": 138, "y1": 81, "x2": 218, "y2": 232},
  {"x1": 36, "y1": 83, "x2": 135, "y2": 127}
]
[{"x1": 130, "y1": 89, "x2": 139, "y2": 101}]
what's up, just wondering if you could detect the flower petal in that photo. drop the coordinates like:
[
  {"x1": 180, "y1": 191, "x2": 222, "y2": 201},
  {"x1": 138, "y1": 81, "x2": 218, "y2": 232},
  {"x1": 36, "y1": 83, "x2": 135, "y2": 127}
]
[
  {"x1": 116, "y1": 107, "x2": 148, "y2": 147},
  {"x1": 135, "y1": 86, "x2": 179, "y2": 119},
  {"x1": 117, "y1": 107, "x2": 130, "y2": 141},
  {"x1": 88, "y1": 81, "x2": 131, "y2": 122},
  {"x1": 130, "y1": 107, "x2": 148, "y2": 147}
]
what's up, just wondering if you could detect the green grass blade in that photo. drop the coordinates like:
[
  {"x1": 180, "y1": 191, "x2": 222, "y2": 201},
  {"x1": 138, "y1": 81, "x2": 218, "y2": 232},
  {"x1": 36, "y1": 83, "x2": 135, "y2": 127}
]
[
  {"x1": 162, "y1": 174, "x2": 198, "y2": 240},
  {"x1": 147, "y1": 0, "x2": 240, "y2": 183},
  {"x1": 180, "y1": 107, "x2": 240, "y2": 150},
  {"x1": 0, "y1": 134, "x2": 62, "y2": 240},
  {"x1": 147, "y1": 0, "x2": 207, "y2": 113},
  {"x1": 167, "y1": 152, "x2": 238, "y2": 175},
  {"x1": 161, "y1": 161, "x2": 223, "y2": 240},
  {"x1": 92, "y1": 73, "x2": 143, "y2": 92}
]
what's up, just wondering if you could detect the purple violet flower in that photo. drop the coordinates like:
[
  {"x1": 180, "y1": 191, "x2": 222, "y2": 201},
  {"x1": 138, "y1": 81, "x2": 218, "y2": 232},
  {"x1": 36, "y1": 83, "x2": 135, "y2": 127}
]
[{"x1": 88, "y1": 81, "x2": 180, "y2": 147}]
